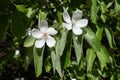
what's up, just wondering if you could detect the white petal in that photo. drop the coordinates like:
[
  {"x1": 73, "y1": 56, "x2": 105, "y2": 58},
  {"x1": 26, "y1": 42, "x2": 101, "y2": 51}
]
[
  {"x1": 63, "y1": 23, "x2": 72, "y2": 30},
  {"x1": 40, "y1": 27, "x2": 47, "y2": 33},
  {"x1": 72, "y1": 26, "x2": 82, "y2": 35},
  {"x1": 35, "y1": 39, "x2": 45, "y2": 48},
  {"x1": 72, "y1": 9, "x2": 83, "y2": 22},
  {"x1": 63, "y1": 11, "x2": 71, "y2": 23},
  {"x1": 47, "y1": 28, "x2": 58, "y2": 35},
  {"x1": 46, "y1": 36, "x2": 56, "y2": 48},
  {"x1": 31, "y1": 28, "x2": 42, "y2": 38},
  {"x1": 75, "y1": 19, "x2": 88, "y2": 28},
  {"x1": 38, "y1": 20, "x2": 48, "y2": 29}
]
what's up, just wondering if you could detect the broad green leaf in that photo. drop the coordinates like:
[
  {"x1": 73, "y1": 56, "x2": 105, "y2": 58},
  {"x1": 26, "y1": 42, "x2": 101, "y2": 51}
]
[
  {"x1": 96, "y1": 25, "x2": 103, "y2": 41},
  {"x1": 51, "y1": 50, "x2": 56, "y2": 73},
  {"x1": 51, "y1": 50, "x2": 62, "y2": 77},
  {"x1": 100, "y1": 2, "x2": 107, "y2": 13},
  {"x1": 73, "y1": 35, "x2": 82, "y2": 64},
  {"x1": 86, "y1": 49, "x2": 96, "y2": 72},
  {"x1": 0, "y1": 14, "x2": 8, "y2": 39},
  {"x1": 87, "y1": 74, "x2": 99, "y2": 80},
  {"x1": 24, "y1": 36, "x2": 35, "y2": 47},
  {"x1": 104, "y1": 27, "x2": 116, "y2": 49},
  {"x1": 56, "y1": 53, "x2": 62, "y2": 77},
  {"x1": 115, "y1": 0, "x2": 120, "y2": 12},
  {"x1": 84, "y1": 27, "x2": 101, "y2": 51},
  {"x1": 56, "y1": 31, "x2": 68, "y2": 56},
  {"x1": 97, "y1": 45, "x2": 110, "y2": 70},
  {"x1": 91, "y1": 0, "x2": 98, "y2": 24},
  {"x1": 33, "y1": 46, "x2": 44, "y2": 77},
  {"x1": 23, "y1": 47, "x2": 33, "y2": 70}
]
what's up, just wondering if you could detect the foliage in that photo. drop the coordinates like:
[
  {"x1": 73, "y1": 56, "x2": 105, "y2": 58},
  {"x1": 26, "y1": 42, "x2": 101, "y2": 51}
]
[{"x1": 0, "y1": 0, "x2": 120, "y2": 79}]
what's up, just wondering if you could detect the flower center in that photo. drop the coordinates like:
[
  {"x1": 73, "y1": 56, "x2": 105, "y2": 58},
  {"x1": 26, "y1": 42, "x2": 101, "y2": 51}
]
[
  {"x1": 42, "y1": 32, "x2": 48, "y2": 39},
  {"x1": 72, "y1": 20, "x2": 76, "y2": 25}
]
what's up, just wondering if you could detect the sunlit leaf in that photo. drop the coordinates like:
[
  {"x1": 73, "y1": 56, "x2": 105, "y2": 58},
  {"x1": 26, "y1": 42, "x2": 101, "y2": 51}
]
[
  {"x1": 91, "y1": 0, "x2": 98, "y2": 24},
  {"x1": 97, "y1": 45, "x2": 110, "y2": 70},
  {"x1": 96, "y1": 25, "x2": 103, "y2": 41},
  {"x1": 104, "y1": 27, "x2": 116, "y2": 49},
  {"x1": 115, "y1": 0, "x2": 120, "y2": 12},
  {"x1": 84, "y1": 27, "x2": 101, "y2": 51},
  {"x1": 24, "y1": 36, "x2": 35, "y2": 47},
  {"x1": 86, "y1": 49, "x2": 96, "y2": 72}
]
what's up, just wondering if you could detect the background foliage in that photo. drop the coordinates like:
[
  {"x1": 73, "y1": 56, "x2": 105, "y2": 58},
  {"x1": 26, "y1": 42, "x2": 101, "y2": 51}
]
[{"x1": 0, "y1": 0, "x2": 120, "y2": 80}]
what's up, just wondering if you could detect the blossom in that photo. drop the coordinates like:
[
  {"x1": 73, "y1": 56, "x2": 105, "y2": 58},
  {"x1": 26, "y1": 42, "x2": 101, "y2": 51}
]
[
  {"x1": 63, "y1": 9, "x2": 88, "y2": 35},
  {"x1": 71, "y1": 78, "x2": 76, "y2": 80},
  {"x1": 31, "y1": 20, "x2": 58, "y2": 48}
]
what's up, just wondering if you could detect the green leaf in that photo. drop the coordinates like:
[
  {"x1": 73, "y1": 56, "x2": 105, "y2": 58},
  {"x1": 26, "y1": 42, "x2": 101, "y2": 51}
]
[
  {"x1": 115, "y1": 0, "x2": 120, "y2": 12},
  {"x1": 44, "y1": 56, "x2": 51, "y2": 73},
  {"x1": 56, "y1": 30, "x2": 68, "y2": 56},
  {"x1": 96, "y1": 25, "x2": 103, "y2": 41},
  {"x1": 96, "y1": 45, "x2": 110, "y2": 70},
  {"x1": 56, "y1": 53, "x2": 62, "y2": 77},
  {"x1": 33, "y1": 46, "x2": 45, "y2": 77},
  {"x1": 84, "y1": 27, "x2": 101, "y2": 51},
  {"x1": 86, "y1": 49, "x2": 96, "y2": 72},
  {"x1": 91, "y1": 0, "x2": 98, "y2": 24},
  {"x1": 51, "y1": 50, "x2": 56, "y2": 73},
  {"x1": 100, "y1": 14, "x2": 107, "y2": 23},
  {"x1": 73, "y1": 35, "x2": 82, "y2": 64},
  {"x1": 100, "y1": 2, "x2": 107, "y2": 13},
  {"x1": 57, "y1": 11, "x2": 63, "y2": 24},
  {"x1": 24, "y1": 36, "x2": 35, "y2": 47},
  {"x1": 104, "y1": 27, "x2": 116, "y2": 49},
  {"x1": 51, "y1": 50, "x2": 62, "y2": 77},
  {"x1": 16, "y1": 5, "x2": 26, "y2": 12}
]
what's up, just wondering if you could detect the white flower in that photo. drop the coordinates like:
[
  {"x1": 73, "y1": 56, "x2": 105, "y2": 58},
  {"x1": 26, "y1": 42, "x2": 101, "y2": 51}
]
[
  {"x1": 15, "y1": 49, "x2": 20, "y2": 55},
  {"x1": 31, "y1": 20, "x2": 58, "y2": 48},
  {"x1": 63, "y1": 9, "x2": 88, "y2": 35},
  {"x1": 71, "y1": 78, "x2": 76, "y2": 80}
]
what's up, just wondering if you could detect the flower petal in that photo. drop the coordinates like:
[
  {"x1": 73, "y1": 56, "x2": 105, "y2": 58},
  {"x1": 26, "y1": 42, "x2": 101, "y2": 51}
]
[
  {"x1": 47, "y1": 28, "x2": 58, "y2": 35},
  {"x1": 39, "y1": 20, "x2": 48, "y2": 29},
  {"x1": 63, "y1": 23, "x2": 72, "y2": 30},
  {"x1": 40, "y1": 27, "x2": 47, "y2": 33},
  {"x1": 35, "y1": 39, "x2": 45, "y2": 48},
  {"x1": 72, "y1": 9, "x2": 83, "y2": 22},
  {"x1": 72, "y1": 26, "x2": 82, "y2": 35},
  {"x1": 31, "y1": 28, "x2": 42, "y2": 38},
  {"x1": 46, "y1": 36, "x2": 56, "y2": 48},
  {"x1": 75, "y1": 19, "x2": 88, "y2": 28},
  {"x1": 63, "y1": 11, "x2": 71, "y2": 23}
]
